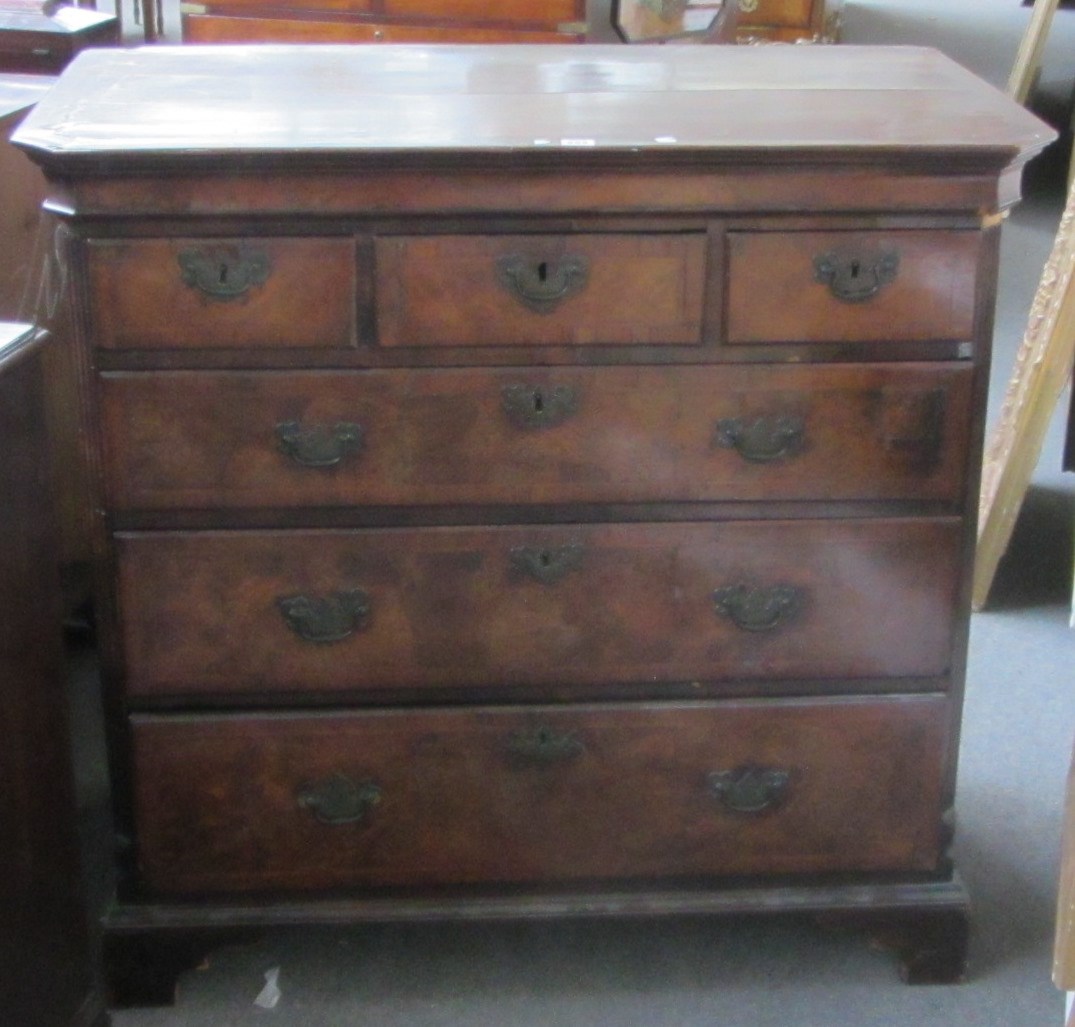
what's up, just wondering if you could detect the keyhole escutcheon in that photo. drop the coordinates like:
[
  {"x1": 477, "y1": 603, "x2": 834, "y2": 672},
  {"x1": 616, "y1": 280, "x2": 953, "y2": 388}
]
[{"x1": 813, "y1": 248, "x2": 900, "y2": 304}]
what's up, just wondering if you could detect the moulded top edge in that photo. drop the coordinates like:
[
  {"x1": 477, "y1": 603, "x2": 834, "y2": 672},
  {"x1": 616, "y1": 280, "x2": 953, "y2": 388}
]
[{"x1": 12, "y1": 44, "x2": 1055, "y2": 167}]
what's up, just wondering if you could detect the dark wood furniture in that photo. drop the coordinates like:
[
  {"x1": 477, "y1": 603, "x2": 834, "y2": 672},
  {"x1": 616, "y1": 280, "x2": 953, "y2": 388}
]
[
  {"x1": 0, "y1": 72, "x2": 93, "y2": 591},
  {"x1": 0, "y1": 322, "x2": 108, "y2": 1027},
  {"x1": 0, "y1": 0, "x2": 117, "y2": 75},
  {"x1": 0, "y1": 72, "x2": 50, "y2": 313},
  {"x1": 13, "y1": 44, "x2": 1052, "y2": 1001},
  {"x1": 181, "y1": 0, "x2": 587, "y2": 45},
  {"x1": 176, "y1": 0, "x2": 836, "y2": 46},
  {"x1": 731, "y1": 0, "x2": 838, "y2": 42}
]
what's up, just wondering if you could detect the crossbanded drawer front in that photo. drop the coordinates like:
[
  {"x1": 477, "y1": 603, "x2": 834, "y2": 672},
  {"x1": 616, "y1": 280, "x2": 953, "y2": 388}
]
[
  {"x1": 117, "y1": 519, "x2": 961, "y2": 697},
  {"x1": 181, "y1": 0, "x2": 581, "y2": 17},
  {"x1": 87, "y1": 237, "x2": 355, "y2": 349},
  {"x1": 100, "y1": 363, "x2": 972, "y2": 510},
  {"x1": 725, "y1": 230, "x2": 981, "y2": 344},
  {"x1": 383, "y1": 0, "x2": 584, "y2": 22},
  {"x1": 182, "y1": 16, "x2": 581, "y2": 43},
  {"x1": 130, "y1": 696, "x2": 948, "y2": 894},
  {"x1": 374, "y1": 233, "x2": 706, "y2": 347}
]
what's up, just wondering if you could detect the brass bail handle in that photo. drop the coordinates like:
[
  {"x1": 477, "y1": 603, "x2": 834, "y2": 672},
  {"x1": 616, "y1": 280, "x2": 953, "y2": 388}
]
[
  {"x1": 297, "y1": 773, "x2": 382, "y2": 825},
  {"x1": 713, "y1": 414, "x2": 805, "y2": 463},
  {"x1": 276, "y1": 421, "x2": 364, "y2": 468},
  {"x1": 708, "y1": 765, "x2": 790, "y2": 814},
  {"x1": 712, "y1": 584, "x2": 803, "y2": 632},
  {"x1": 277, "y1": 588, "x2": 371, "y2": 644}
]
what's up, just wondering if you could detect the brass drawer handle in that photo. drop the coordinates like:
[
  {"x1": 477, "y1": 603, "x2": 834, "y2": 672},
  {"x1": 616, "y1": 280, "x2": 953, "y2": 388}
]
[
  {"x1": 510, "y1": 541, "x2": 584, "y2": 584},
  {"x1": 712, "y1": 584, "x2": 803, "y2": 632},
  {"x1": 495, "y1": 254, "x2": 589, "y2": 313},
  {"x1": 502, "y1": 383, "x2": 580, "y2": 430},
  {"x1": 277, "y1": 588, "x2": 371, "y2": 643},
  {"x1": 813, "y1": 248, "x2": 900, "y2": 303},
  {"x1": 297, "y1": 773, "x2": 382, "y2": 825},
  {"x1": 177, "y1": 245, "x2": 271, "y2": 300},
  {"x1": 713, "y1": 414, "x2": 804, "y2": 463},
  {"x1": 507, "y1": 726, "x2": 586, "y2": 765},
  {"x1": 708, "y1": 765, "x2": 790, "y2": 814},
  {"x1": 276, "y1": 420, "x2": 364, "y2": 468}
]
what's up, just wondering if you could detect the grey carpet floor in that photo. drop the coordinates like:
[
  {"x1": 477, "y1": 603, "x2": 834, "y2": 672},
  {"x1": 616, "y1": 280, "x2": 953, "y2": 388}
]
[{"x1": 108, "y1": 2, "x2": 1075, "y2": 1023}]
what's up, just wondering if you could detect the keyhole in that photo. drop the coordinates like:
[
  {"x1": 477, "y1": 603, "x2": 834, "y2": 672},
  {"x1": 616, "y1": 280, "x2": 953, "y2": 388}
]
[
  {"x1": 539, "y1": 551, "x2": 551, "y2": 567},
  {"x1": 537, "y1": 261, "x2": 548, "y2": 283},
  {"x1": 532, "y1": 390, "x2": 544, "y2": 414},
  {"x1": 219, "y1": 263, "x2": 229, "y2": 285},
  {"x1": 849, "y1": 260, "x2": 860, "y2": 279}
]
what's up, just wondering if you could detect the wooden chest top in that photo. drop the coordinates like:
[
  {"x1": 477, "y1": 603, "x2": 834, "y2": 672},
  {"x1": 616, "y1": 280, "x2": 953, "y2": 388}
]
[{"x1": 13, "y1": 44, "x2": 1051, "y2": 172}]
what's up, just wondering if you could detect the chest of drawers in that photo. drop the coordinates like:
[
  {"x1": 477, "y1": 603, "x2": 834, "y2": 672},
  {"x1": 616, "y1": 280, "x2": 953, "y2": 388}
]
[{"x1": 14, "y1": 43, "x2": 1052, "y2": 999}]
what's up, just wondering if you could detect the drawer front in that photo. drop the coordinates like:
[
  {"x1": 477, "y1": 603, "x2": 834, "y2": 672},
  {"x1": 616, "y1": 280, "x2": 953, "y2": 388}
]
[
  {"x1": 182, "y1": 14, "x2": 580, "y2": 42},
  {"x1": 131, "y1": 696, "x2": 948, "y2": 894},
  {"x1": 725, "y1": 230, "x2": 980, "y2": 344},
  {"x1": 736, "y1": 0, "x2": 817, "y2": 28},
  {"x1": 384, "y1": 0, "x2": 583, "y2": 22},
  {"x1": 87, "y1": 237, "x2": 355, "y2": 349},
  {"x1": 100, "y1": 363, "x2": 972, "y2": 510},
  {"x1": 374, "y1": 234, "x2": 707, "y2": 347},
  {"x1": 117, "y1": 519, "x2": 961, "y2": 697},
  {"x1": 181, "y1": 0, "x2": 581, "y2": 17}
]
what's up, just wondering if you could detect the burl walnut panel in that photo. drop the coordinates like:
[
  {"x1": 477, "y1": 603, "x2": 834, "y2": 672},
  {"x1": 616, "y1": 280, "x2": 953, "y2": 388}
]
[
  {"x1": 725, "y1": 230, "x2": 982, "y2": 344},
  {"x1": 131, "y1": 696, "x2": 948, "y2": 894},
  {"x1": 374, "y1": 233, "x2": 707, "y2": 347},
  {"x1": 99, "y1": 363, "x2": 973, "y2": 511},
  {"x1": 116, "y1": 518, "x2": 962, "y2": 697},
  {"x1": 183, "y1": 17, "x2": 578, "y2": 43},
  {"x1": 87, "y1": 237, "x2": 356, "y2": 349}
]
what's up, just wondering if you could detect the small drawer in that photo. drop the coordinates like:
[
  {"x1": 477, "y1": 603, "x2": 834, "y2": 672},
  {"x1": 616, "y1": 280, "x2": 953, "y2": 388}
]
[
  {"x1": 116, "y1": 518, "x2": 961, "y2": 698},
  {"x1": 130, "y1": 696, "x2": 948, "y2": 894},
  {"x1": 99, "y1": 362, "x2": 972, "y2": 511},
  {"x1": 725, "y1": 230, "x2": 980, "y2": 344},
  {"x1": 87, "y1": 237, "x2": 355, "y2": 349},
  {"x1": 374, "y1": 233, "x2": 707, "y2": 347}
]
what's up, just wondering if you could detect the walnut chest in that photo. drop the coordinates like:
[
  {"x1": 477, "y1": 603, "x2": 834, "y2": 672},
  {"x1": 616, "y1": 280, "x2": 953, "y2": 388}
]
[{"x1": 14, "y1": 44, "x2": 1052, "y2": 995}]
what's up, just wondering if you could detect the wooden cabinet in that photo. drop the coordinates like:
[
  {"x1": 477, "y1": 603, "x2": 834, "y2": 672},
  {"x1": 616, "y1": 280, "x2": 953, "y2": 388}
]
[
  {"x1": 0, "y1": 3, "x2": 117, "y2": 75},
  {"x1": 0, "y1": 323, "x2": 107, "y2": 1027},
  {"x1": 733, "y1": 0, "x2": 839, "y2": 42},
  {"x1": 0, "y1": 74, "x2": 92, "y2": 585},
  {"x1": 13, "y1": 44, "x2": 1052, "y2": 999},
  {"x1": 181, "y1": 0, "x2": 587, "y2": 44}
]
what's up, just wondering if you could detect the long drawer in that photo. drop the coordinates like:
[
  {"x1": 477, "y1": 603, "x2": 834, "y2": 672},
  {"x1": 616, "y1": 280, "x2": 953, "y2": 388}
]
[
  {"x1": 130, "y1": 696, "x2": 949, "y2": 894},
  {"x1": 117, "y1": 519, "x2": 962, "y2": 697},
  {"x1": 182, "y1": 16, "x2": 581, "y2": 44},
  {"x1": 100, "y1": 363, "x2": 973, "y2": 510}
]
